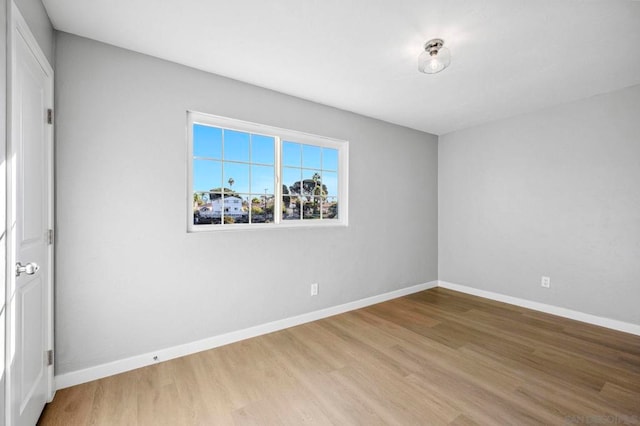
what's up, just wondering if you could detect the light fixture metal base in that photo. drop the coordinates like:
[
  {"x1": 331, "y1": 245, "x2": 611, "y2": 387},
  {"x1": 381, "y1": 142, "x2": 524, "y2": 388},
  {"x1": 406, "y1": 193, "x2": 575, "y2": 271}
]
[{"x1": 424, "y1": 38, "x2": 444, "y2": 54}]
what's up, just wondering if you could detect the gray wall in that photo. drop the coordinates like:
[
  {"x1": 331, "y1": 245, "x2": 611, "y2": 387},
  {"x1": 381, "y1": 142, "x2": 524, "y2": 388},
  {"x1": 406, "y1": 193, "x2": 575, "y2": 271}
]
[
  {"x1": 54, "y1": 32, "x2": 439, "y2": 374},
  {"x1": 1, "y1": 0, "x2": 7, "y2": 422},
  {"x1": 439, "y1": 84, "x2": 640, "y2": 325},
  {"x1": 14, "y1": 0, "x2": 53, "y2": 64}
]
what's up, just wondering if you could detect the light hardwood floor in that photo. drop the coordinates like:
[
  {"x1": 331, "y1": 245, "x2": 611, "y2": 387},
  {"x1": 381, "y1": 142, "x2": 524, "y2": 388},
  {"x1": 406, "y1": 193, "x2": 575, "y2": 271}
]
[{"x1": 38, "y1": 288, "x2": 640, "y2": 425}]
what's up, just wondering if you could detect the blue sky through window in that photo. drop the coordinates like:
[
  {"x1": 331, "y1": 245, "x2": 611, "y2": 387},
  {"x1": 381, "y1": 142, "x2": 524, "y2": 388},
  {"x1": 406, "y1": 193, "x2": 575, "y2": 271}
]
[
  {"x1": 193, "y1": 124, "x2": 276, "y2": 196},
  {"x1": 193, "y1": 124, "x2": 339, "y2": 198},
  {"x1": 223, "y1": 130, "x2": 250, "y2": 162},
  {"x1": 193, "y1": 124, "x2": 221, "y2": 159}
]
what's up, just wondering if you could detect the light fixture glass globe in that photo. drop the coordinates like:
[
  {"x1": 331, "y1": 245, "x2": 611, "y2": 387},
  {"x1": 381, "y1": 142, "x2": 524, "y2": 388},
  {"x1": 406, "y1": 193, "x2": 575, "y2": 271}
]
[{"x1": 418, "y1": 39, "x2": 451, "y2": 74}]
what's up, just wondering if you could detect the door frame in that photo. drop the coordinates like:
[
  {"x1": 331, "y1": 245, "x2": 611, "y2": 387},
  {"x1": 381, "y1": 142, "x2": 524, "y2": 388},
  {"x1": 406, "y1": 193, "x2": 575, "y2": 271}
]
[{"x1": 5, "y1": 1, "x2": 55, "y2": 423}]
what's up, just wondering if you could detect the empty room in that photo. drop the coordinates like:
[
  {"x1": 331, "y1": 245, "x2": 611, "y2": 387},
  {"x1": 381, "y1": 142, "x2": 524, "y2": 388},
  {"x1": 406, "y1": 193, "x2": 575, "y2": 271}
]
[{"x1": 1, "y1": 0, "x2": 639, "y2": 424}]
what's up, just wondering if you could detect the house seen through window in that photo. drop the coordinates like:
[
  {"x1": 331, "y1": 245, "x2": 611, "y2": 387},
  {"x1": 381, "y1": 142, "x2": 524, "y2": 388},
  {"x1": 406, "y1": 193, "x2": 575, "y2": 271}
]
[{"x1": 188, "y1": 111, "x2": 348, "y2": 230}]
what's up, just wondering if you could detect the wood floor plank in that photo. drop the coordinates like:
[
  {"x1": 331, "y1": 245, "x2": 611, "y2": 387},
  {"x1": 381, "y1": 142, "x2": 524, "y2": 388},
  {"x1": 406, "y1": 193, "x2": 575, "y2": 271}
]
[
  {"x1": 38, "y1": 288, "x2": 640, "y2": 425},
  {"x1": 599, "y1": 382, "x2": 640, "y2": 413},
  {"x1": 87, "y1": 370, "x2": 140, "y2": 426},
  {"x1": 330, "y1": 364, "x2": 457, "y2": 425},
  {"x1": 458, "y1": 343, "x2": 640, "y2": 421},
  {"x1": 232, "y1": 386, "x2": 334, "y2": 426},
  {"x1": 37, "y1": 381, "x2": 98, "y2": 426}
]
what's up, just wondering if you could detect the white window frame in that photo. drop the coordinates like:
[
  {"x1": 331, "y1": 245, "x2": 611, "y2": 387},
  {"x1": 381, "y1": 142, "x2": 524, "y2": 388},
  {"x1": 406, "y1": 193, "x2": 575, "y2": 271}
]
[{"x1": 187, "y1": 111, "x2": 349, "y2": 232}]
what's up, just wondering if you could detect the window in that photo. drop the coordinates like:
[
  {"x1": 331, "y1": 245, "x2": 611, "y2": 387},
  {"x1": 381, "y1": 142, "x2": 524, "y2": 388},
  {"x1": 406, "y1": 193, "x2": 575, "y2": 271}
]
[{"x1": 188, "y1": 111, "x2": 348, "y2": 231}]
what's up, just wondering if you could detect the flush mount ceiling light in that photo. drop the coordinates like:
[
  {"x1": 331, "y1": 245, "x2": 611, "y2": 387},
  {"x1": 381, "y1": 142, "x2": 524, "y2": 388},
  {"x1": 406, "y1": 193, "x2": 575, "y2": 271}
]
[{"x1": 418, "y1": 38, "x2": 451, "y2": 74}]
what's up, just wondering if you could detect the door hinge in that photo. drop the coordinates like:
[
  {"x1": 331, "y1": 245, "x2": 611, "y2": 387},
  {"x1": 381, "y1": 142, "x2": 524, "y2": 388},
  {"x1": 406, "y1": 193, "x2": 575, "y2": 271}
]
[
  {"x1": 47, "y1": 229, "x2": 54, "y2": 245},
  {"x1": 47, "y1": 108, "x2": 53, "y2": 124},
  {"x1": 47, "y1": 350, "x2": 54, "y2": 366}
]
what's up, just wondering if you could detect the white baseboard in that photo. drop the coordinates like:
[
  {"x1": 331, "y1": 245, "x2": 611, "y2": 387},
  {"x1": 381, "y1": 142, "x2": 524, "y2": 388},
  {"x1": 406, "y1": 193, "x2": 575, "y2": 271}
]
[
  {"x1": 55, "y1": 280, "x2": 438, "y2": 390},
  {"x1": 438, "y1": 280, "x2": 640, "y2": 336},
  {"x1": 55, "y1": 279, "x2": 640, "y2": 389}
]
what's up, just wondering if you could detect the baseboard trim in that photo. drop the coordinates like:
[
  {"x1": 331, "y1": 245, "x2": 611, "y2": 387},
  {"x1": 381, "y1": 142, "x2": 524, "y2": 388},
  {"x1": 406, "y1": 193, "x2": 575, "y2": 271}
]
[
  {"x1": 55, "y1": 280, "x2": 438, "y2": 390},
  {"x1": 438, "y1": 280, "x2": 640, "y2": 336}
]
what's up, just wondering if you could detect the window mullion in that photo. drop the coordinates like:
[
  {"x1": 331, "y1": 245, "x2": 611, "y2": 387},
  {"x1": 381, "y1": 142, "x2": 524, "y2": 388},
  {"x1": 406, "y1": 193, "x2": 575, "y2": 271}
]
[
  {"x1": 274, "y1": 136, "x2": 282, "y2": 224},
  {"x1": 248, "y1": 134, "x2": 252, "y2": 224},
  {"x1": 221, "y1": 128, "x2": 225, "y2": 226}
]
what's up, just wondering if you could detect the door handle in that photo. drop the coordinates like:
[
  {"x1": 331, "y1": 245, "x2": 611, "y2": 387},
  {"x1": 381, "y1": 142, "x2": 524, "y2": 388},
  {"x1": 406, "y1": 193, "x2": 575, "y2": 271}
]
[{"x1": 16, "y1": 262, "x2": 39, "y2": 277}]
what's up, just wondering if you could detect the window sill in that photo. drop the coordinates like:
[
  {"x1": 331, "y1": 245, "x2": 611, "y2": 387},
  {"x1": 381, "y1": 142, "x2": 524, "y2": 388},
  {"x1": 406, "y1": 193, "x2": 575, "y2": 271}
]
[{"x1": 187, "y1": 220, "x2": 348, "y2": 233}]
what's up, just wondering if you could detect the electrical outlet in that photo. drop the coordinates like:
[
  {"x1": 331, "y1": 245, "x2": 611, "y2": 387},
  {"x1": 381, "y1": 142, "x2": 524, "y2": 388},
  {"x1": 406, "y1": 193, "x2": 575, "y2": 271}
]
[
  {"x1": 541, "y1": 276, "x2": 551, "y2": 288},
  {"x1": 310, "y1": 283, "x2": 319, "y2": 296}
]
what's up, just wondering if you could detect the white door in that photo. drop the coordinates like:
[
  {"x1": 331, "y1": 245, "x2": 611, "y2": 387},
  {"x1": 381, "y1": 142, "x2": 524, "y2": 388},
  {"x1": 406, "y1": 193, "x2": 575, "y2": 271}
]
[{"x1": 7, "y1": 4, "x2": 54, "y2": 425}]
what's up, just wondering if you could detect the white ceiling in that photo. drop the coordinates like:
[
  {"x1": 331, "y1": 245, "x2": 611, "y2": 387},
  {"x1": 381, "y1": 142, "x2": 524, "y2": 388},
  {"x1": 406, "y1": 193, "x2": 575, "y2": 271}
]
[{"x1": 42, "y1": 0, "x2": 640, "y2": 135}]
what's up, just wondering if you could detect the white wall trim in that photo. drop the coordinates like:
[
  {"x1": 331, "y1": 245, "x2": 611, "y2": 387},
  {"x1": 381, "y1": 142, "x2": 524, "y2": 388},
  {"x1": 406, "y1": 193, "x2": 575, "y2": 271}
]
[
  {"x1": 438, "y1": 280, "x2": 640, "y2": 336},
  {"x1": 55, "y1": 280, "x2": 438, "y2": 390}
]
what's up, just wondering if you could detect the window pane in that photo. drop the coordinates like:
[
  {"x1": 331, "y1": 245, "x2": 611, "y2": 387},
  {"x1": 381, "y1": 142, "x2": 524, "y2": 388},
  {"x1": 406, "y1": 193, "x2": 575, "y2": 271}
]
[
  {"x1": 193, "y1": 160, "x2": 222, "y2": 192},
  {"x1": 250, "y1": 195, "x2": 263, "y2": 218},
  {"x1": 224, "y1": 163, "x2": 250, "y2": 194},
  {"x1": 193, "y1": 124, "x2": 222, "y2": 159},
  {"x1": 281, "y1": 181, "x2": 295, "y2": 220},
  {"x1": 193, "y1": 191, "x2": 209, "y2": 207},
  {"x1": 323, "y1": 171, "x2": 338, "y2": 197},
  {"x1": 283, "y1": 194, "x2": 301, "y2": 220},
  {"x1": 250, "y1": 194, "x2": 274, "y2": 224},
  {"x1": 302, "y1": 144, "x2": 321, "y2": 169},
  {"x1": 283, "y1": 167, "x2": 302, "y2": 195},
  {"x1": 209, "y1": 191, "x2": 223, "y2": 224},
  {"x1": 193, "y1": 192, "x2": 219, "y2": 225},
  {"x1": 264, "y1": 195, "x2": 274, "y2": 223},
  {"x1": 195, "y1": 192, "x2": 222, "y2": 225},
  {"x1": 252, "y1": 134, "x2": 274, "y2": 165},
  {"x1": 251, "y1": 165, "x2": 274, "y2": 194},
  {"x1": 303, "y1": 197, "x2": 322, "y2": 220},
  {"x1": 282, "y1": 141, "x2": 301, "y2": 167},
  {"x1": 223, "y1": 195, "x2": 247, "y2": 225},
  {"x1": 301, "y1": 170, "x2": 324, "y2": 198},
  {"x1": 323, "y1": 148, "x2": 338, "y2": 171},
  {"x1": 324, "y1": 196, "x2": 339, "y2": 219},
  {"x1": 224, "y1": 130, "x2": 250, "y2": 162},
  {"x1": 241, "y1": 194, "x2": 251, "y2": 223}
]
